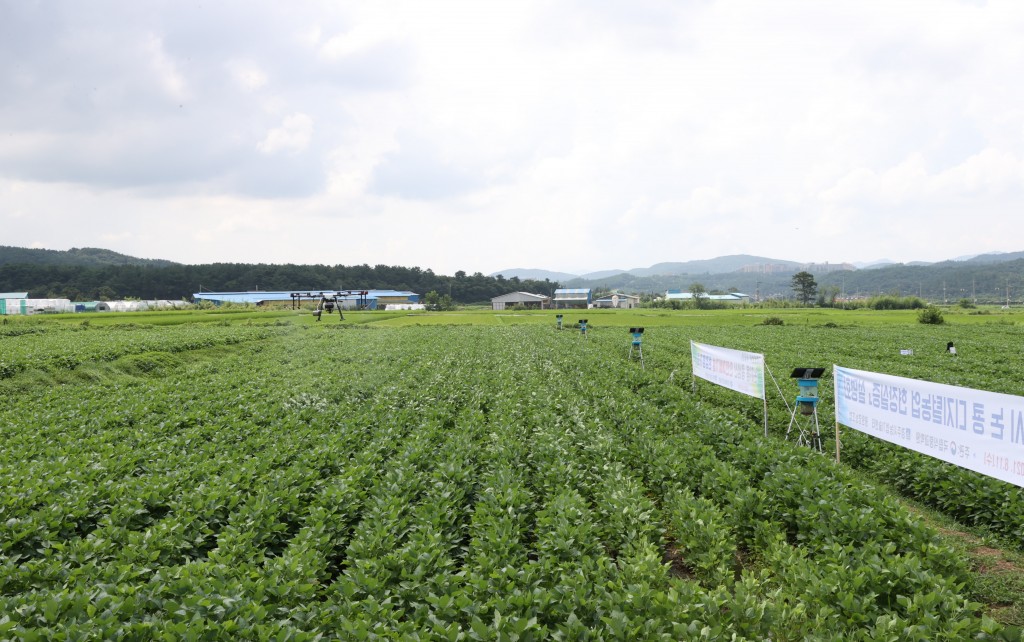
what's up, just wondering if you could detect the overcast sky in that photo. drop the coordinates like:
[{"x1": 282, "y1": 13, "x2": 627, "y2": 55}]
[{"x1": 2, "y1": 1, "x2": 1022, "y2": 275}]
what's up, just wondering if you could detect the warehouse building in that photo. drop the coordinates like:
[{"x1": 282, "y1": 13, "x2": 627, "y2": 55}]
[
  {"x1": 552, "y1": 288, "x2": 592, "y2": 309},
  {"x1": 491, "y1": 291, "x2": 551, "y2": 310}
]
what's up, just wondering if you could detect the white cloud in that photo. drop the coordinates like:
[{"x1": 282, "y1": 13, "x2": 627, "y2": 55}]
[
  {"x1": 144, "y1": 34, "x2": 188, "y2": 101},
  {"x1": 2, "y1": 1, "x2": 1024, "y2": 274},
  {"x1": 319, "y1": 23, "x2": 394, "y2": 61},
  {"x1": 257, "y1": 113, "x2": 314, "y2": 155},
  {"x1": 821, "y1": 148, "x2": 1024, "y2": 206},
  {"x1": 226, "y1": 60, "x2": 268, "y2": 91}
]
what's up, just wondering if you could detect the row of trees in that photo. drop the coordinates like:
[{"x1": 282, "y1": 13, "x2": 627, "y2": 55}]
[{"x1": 0, "y1": 263, "x2": 559, "y2": 304}]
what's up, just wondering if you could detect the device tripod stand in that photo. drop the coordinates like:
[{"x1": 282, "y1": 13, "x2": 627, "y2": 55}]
[
  {"x1": 628, "y1": 327, "x2": 645, "y2": 369},
  {"x1": 785, "y1": 368, "x2": 825, "y2": 452}
]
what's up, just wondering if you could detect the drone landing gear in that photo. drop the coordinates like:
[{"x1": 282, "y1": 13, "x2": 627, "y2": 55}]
[
  {"x1": 291, "y1": 291, "x2": 369, "y2": 322},
  {"x1": 314, "y1": 296, "x2": 342, "y2": 322}
]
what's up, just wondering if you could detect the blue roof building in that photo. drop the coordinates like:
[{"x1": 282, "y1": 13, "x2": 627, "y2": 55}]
[{"x1": 192, "y1": 290, "x2": 419, "y2": 310}]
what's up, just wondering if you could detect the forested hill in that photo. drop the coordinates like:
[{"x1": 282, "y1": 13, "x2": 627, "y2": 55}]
[
  {"x1": 817, "y1": 258, "x2": 1024, "y2": 304},
  {"x1": 0, "y1": 261, "x2": 559, "y2": 304},
  {"x1": 0, "y1": 246, "x2": 179, "y2": 268}
]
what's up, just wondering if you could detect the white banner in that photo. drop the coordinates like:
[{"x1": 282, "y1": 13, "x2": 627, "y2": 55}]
[
  {"x1": 834, "y1": 366, "x2": 1024, "y2": 488},
  {"x1": 690, "y1": 341, "x2": 766, "y2": 400}
]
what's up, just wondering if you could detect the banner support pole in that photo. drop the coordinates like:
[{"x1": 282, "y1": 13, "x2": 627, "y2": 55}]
[
  {"x1": 763, "y1": 396, "x2": 768, "y2": 437},
  {"x1": 832, "y1": 365, "x2": 840, "y2": 463},
  {"x1": 835, "y1": 421, "x2": 841, "y2": 464}
]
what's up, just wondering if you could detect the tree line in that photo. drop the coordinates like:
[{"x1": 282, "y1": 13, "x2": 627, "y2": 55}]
[{"x1": 0, "y1": 262, "x2": 560, "y2": 304}]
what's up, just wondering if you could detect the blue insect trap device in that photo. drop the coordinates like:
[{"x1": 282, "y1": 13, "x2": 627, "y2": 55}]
[
  {"x1": 786, "y1": 367, "x2": 825, "y2": 451},
  {"x1": 578, "y1": 319, "x2": 588, "y2": 337},
  {"x1": 796, "y1": 379, "x2": 819, "y2": 415},
  {"x1": 556, "y1": 314, "x2": 564, "y2": 330},
  {"x1": 629, "y1": 327, "x2": 645, "y2": 368}
]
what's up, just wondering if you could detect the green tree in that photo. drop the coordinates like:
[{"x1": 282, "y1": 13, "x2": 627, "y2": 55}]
[
  {"x1": 423, "y1": 291, "x2": 455, "y2": 311},
  {"x1": 918, "y1": 306, "x2": 944, "y2": 324},
  {"x1": 791, "y1": 271, "x2": 817, "y2": 305},
  {"x1": 817, "y1": 285, "x2": 840, "y2": 308},
  {"x1": 689, "y1": 282, "x2": 709, "y2": 309},
  {"x1": 424, "y1": 290, "x2": 440, "y2": 310}
]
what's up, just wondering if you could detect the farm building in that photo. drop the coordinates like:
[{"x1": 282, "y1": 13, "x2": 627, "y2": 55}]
[
  {"x1": 491, "y1": 292, "x2": 551, "y2": 310},
  {"x1": 1, "y1": 298, "x2": 74, "y2": 315},
  {"x1": 191, "y1": 290, "x2": 420, "y2": 310},
  {"x1": 665, "y1": 291, "x2": 750, "y2": 304},
  {"x1": 593, "y1": 292, "x2": 640, "y2": 309},
  {"x1": 552, "y1": 288, "x2": 592, "y2": 309}
]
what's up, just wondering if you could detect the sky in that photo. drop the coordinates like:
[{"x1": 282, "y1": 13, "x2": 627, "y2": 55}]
[{"x1": 2, "y1": 0, "x2": 1023, "y2": 276}]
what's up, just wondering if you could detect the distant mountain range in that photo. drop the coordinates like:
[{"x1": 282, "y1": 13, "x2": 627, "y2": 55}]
[
  {"x1": 958, "y1": 250, "x2": 1024, "y2": 264},
  {"x1": 492, "y1": 255, "x2": 799, "y2": 282},
  {"x1": 491, "y1": 251, "x2": 1024, "y2": 282}
]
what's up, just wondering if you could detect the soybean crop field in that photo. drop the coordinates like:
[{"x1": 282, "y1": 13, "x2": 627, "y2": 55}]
[{"x1": 2, "y1": 313, "x2": 1024, "y2": 640}]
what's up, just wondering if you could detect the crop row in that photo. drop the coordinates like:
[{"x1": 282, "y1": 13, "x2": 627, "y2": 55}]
[
  {"x1": 0, "y1": 323, "x2": 1007, "y2": 638},
  {"x1": 0, "y1": 321, "x2": 291, "y2": 379}
]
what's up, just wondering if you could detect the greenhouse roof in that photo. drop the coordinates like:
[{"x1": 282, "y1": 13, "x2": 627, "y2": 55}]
[{"x1": 665, "y1": 292, "x2": 750, "y2": 301}]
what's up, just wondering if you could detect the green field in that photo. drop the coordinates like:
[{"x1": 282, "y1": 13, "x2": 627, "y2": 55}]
[{"x1": 2, "y1": 308, "x2": 1024, "y2": 639}]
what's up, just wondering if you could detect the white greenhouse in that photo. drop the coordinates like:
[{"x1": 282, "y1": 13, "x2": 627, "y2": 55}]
[
  {"x1": 1, "y1": 298, "x2": 75, "y2": 315},
  {"x1": 96, "y1": 300, "x2": 191, "y2": 312}
]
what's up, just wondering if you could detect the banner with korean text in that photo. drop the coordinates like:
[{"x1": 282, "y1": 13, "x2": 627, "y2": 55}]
[
  {"x1": 690, "y1": 341, "x2": 766, "y2": 400},
  {"x1": 834, "y1": 365, "x2": 1024, "y2": 488}
]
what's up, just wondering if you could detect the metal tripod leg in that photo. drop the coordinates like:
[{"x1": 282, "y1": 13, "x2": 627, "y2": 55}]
[
  {"x1": 629, "y1": 344, "x2": 644, "y2": 369},
  {"x1": 786, "y1": 406, "x2": 822, "y2": 451}
]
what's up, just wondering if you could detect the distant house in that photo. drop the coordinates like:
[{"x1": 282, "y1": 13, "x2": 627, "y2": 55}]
[
  {"x1": 593, "y1": 292, "x2": 640, "y2": 309},
  {"x1": 491, "y1": 292, "x2": 551, "y2": 311},
  {"x1": 553, "y1": 288, "x2": 592, "y2": 309},
  {"x1": 665, "y1": 291, "x2": 750, "y2": 304}
]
